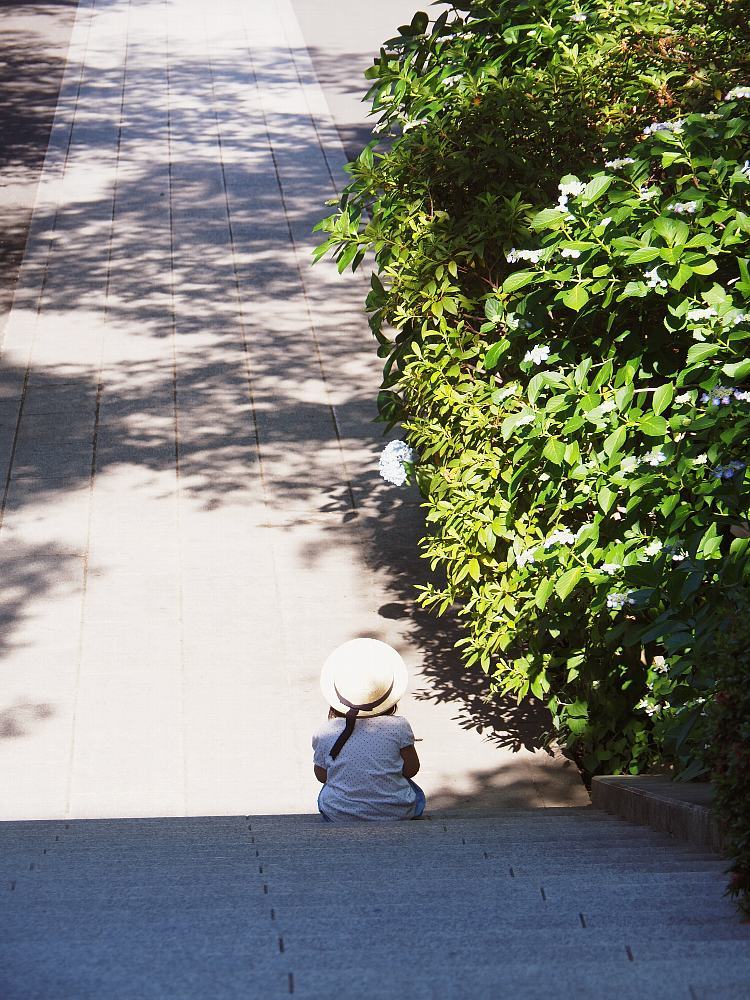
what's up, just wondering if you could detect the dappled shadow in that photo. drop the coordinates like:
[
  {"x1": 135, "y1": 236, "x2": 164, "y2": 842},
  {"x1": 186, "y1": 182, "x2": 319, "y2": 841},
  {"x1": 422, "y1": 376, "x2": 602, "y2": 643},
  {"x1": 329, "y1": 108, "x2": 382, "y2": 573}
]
[
  {"x1": 0, "y1": 3, "x2": 553, "y2": 784},
  {"x1": 0, "y1": 0, "x2": 80, "y2": 329}
]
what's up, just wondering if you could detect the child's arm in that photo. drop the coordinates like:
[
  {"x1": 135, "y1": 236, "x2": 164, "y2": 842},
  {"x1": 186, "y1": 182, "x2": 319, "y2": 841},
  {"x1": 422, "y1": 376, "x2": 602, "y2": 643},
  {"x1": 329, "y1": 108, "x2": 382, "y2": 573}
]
[
  {"x1": 400, "y1": 745, "x2": 420, "y2": 779},
  {"x1": 314, "y1": 765, "x2": 327, "y2": 784}
]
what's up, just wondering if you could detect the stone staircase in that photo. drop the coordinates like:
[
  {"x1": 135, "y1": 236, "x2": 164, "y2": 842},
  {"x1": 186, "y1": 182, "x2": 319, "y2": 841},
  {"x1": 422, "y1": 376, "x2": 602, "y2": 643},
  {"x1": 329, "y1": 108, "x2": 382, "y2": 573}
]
[{"x1": 2, "y1": 807, "x2": 748, "y2": 999}]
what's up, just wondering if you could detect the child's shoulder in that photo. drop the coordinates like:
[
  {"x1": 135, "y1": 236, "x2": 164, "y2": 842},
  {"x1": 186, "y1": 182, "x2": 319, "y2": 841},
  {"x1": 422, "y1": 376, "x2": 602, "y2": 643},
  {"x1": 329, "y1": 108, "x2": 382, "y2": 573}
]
[{"x1": 312, "y1": 718, "x2": 343, "y2": 742}]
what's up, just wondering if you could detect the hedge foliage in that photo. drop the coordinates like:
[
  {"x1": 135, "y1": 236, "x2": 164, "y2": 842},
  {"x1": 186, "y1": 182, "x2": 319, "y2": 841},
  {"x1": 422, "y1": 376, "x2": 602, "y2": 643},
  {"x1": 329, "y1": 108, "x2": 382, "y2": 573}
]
[
  {"x1": 315, "y1": 3, "x2": 750, "y2": 782},
  {"x1": 709, "y1": 603, "x2": 750, "y2": 919}
]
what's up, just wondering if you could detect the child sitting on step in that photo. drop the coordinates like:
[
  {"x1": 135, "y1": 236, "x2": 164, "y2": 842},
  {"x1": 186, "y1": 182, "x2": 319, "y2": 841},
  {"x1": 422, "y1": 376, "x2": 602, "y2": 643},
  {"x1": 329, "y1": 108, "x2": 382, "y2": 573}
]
[{"x1": 312, "y1": 638, "x2": 426, "y2": 822}]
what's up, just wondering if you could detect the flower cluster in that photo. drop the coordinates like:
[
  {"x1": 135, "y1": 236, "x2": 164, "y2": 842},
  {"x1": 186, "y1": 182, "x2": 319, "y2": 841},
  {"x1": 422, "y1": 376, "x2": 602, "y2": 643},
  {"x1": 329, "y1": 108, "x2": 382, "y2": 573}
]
[
  {"x1": 605, "y1": 157, "x2": 635, "y2": 170},
  {"x1": 642, "y1": 119, "x2": 684, "y2": 135},
  {"x1": 560, "y1": 248, "x2": 581, "y2": 259},
  {"x1": 725, "y1": 86, "x2": 750, "y2": 100},
  {"x1": 710, "y1": 460, "x2": 747, "y2": 480},
  {"x1": 543, "y1": 528, "x2": 577, "y2": 548},
  {"x1": 557, "y1": 179, "x2": 584, "y2": 211},
  {"x1": 506, "y1": 247, "x2": 544, "y2": 264},
  {"x1": 379, "y1": 440, "x2": 416, "y2": 485},
  {"x1": 700, "y1": 386, "x2": 750, "y2": 406},
  {"x1": 644, "y1": 266, "x2": 667, "y2": 288},
  {"x1": 523, "y1": 344, "x2": 551, "y2": 365},
  {"x1": 668, "y1": 201, "x2": 699, "y2": 214},
  {"x1": 638, "y1": 186, "x2": 659, "y2": 201},
  {"x1": 570, "y1": 12, "x2": 587, "y2": 23},
  {"x1": 599, "y1": 562, "x2": 622, "y2": 574},
  {"x1": 687, "y1": 307, "x2": 718, "y2": 322},
  {"x1": 606, "y1": 592, "x2": 636, "y2": 610}
]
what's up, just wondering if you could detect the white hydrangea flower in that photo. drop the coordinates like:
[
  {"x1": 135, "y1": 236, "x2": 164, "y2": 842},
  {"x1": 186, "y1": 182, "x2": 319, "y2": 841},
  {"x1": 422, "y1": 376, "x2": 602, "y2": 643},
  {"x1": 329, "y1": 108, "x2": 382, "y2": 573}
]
[
  {"x1": 644, "y1": 266, "x2": 667, "y2": 289},
  {"x1": 692, "y1": 454, "x2": 708, "y2": 465},
  {"x1": 543, "y1": 528, "x2": 577, "y2": 548},
  {"x1": 687, "y1": 307, "x2": 718, "y2": 322},
  {"x1": 644, "y1": 539, "x2": 663, "y2": 557},
  {"x1": 506, "y1": 248, "x2": 544, "y2": 264},
  {"x1": 600, "y1": 562, "x2": 622, "y2": 575},
  {"x1": 620, "y1": 456, "x2": 639, "y2": 473},
  {"x1": 605, "y1": 157, "x2": 635, "y2": 169},
  {"x1": 725, "y1": 86, "x2": 750, "y2": 100},
  {"x1": 516, "y1": 548, "x2": 537, "y2": 568},
  {"x1": 378, "y1": 440, "x2": 416, "y2": 486},
  {"x1": 643, "y1": 449, "x2": 667, "y2": 466},
  {"x1": 674, "y1": 392, "x2": 692, "y2": 404},
  {"x1": 557, "y1": 180, "x2": 585, "y2": 211},
  {"x1": 570, "y1": 12, "x2": 587, "y2": 22},
  {"x1": 523, "y1": 344, "x2": 551, "y2": 365},
  {"x1": 561, "y1": 248, "x2": 582, "y2": 259},
  {"x1": 638, "y1": 186, "x2": 659, "y2": 201}
]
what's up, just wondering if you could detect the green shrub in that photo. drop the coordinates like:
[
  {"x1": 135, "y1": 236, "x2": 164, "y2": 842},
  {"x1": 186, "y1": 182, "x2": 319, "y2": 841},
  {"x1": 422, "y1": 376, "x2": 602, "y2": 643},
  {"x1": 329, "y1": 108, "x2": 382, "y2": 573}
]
[
  {"x1": 709, "y1": 602, "x2": 750, "y2": 919},
  {"x1": 315, "y1": 0, "x2": 750, "y2": 776}
]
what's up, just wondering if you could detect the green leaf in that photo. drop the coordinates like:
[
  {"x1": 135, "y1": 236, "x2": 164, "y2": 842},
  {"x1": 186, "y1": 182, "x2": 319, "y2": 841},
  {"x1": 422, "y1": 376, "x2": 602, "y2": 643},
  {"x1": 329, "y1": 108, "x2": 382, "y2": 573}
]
[
  {"x1": 604, "y1": 426, "x2": 627, "y2": 457},
  {"x1": 562, "y1": 285, "x2": 590, "y2": 312},
  {"x1": 625, "y1": 248, "x2": 661, "y2": 264},
  {"x1": 581, "y1": 174, "x2": 612, "y2": 205},
  {"x1": 670, "y1": 263, "x2": 693, "y2": 290},
  {"x1": 556, "y1": 567, "x2": 583, "y2": 601},
  {"x1": 686, "y1": 342, "x2": 720, "y2": 365},
  {"x1": 484, "y1": 339, "x2": 509, "y2": 370},
  {"x1": 692, "y1": 259, "x2": 718, "y2": 275},
  {"x1": 652, "y1": 383, "x2": 674, "y2": 415},
  {"x1": 530, "y1": 208, "x2": 567, "y2": 230},
  {"x1": 535, "y1": 577, "x2": 555, "y2": 610},
  {"x1": 484, "y1": 298, "x2": 504, "y2": 323},
  {"x1": 639, "y1": 413, "x2": 668, "y2": 437},
  {"x1": 654, "y1": 217, "x2": 689, "y2": 246},
  {"x1": 502, "y1": 270, "x2": 537, "y2": 293},
  {"x1": 543, "y1": 438, "x2": 566, "y2": 465},
  {"x1": 722, "y1": 359, "x2": 750, "y2": 379},
  {"x1": 468, "y1": 558, "x2": 480, "y2": 583},
  {"x1": 597, "y1": 485, "x2": 617, "y2": 514}
]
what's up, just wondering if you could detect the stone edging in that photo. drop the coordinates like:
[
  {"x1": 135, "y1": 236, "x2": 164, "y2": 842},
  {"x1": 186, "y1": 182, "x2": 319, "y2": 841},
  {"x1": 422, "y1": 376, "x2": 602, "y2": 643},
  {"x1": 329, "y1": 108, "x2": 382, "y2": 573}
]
[{"x1": 591, "y1": 774, "x2": 724, "y2": 852}]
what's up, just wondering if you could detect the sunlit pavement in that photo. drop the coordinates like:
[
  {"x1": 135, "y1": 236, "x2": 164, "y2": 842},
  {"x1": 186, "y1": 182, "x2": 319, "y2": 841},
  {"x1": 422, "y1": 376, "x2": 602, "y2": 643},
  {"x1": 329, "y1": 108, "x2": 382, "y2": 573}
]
[{"x1": 1, "y1": 2, "x2": 748, "y2": 997}]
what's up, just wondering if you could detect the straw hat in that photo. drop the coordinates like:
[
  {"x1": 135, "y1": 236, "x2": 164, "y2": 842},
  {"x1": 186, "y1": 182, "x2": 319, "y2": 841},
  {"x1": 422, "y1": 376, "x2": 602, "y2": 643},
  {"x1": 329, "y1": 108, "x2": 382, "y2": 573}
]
[{"x1": 320, "y1": 638, "x2": 408, "y2": 717}]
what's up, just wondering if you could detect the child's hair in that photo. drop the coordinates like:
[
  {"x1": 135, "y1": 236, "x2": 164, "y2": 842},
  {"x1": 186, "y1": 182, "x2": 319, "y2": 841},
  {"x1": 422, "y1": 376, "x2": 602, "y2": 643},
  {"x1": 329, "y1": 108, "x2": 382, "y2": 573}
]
[{"x1": 328, "y1": 704, "x2": 398, "y2": 720}]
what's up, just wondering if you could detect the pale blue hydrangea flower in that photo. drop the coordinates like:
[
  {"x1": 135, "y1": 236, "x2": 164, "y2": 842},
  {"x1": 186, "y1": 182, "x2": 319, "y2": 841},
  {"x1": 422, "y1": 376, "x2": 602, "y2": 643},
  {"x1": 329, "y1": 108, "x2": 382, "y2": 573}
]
[
  {"x1": 710, "y1": 459, "x2": 747, "y2": 480},
  {"x1": 642, "y1": 119, "x2": 684, "y2": 135},
  {"x1": 606, "y1": 591, "x2": 636, "y2": 610},
  {"x1": 379, "y1": 440, "x2": 416, "y2": 486},
  {"x1": 667, "y1": 201, "x2": 698, "y2": 214}
]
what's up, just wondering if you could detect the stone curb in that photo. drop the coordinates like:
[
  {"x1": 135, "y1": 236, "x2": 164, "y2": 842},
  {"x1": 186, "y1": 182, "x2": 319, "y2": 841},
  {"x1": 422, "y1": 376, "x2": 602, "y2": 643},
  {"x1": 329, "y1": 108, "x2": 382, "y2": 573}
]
[{"x1": 591, "y1": 775, "x2": 724, "y2": 853}]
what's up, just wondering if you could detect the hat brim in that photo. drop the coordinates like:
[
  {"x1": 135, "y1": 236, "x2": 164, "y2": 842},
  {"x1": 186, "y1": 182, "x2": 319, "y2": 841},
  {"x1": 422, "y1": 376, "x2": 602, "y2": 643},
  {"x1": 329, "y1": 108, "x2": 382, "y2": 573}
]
[{"x1": 320, "y1": 641, "x2": 409, "y2": 717}]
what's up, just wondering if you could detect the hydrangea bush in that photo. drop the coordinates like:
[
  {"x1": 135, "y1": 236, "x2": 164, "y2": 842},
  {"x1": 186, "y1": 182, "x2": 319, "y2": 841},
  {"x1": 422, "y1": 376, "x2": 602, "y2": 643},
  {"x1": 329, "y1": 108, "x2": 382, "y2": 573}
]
[
  {"x1": 420, "y1": 99, "x2": 750, "y2": 779},
  {"x1": 315, "y1": 1, "x2": 750, "y2": 783}
]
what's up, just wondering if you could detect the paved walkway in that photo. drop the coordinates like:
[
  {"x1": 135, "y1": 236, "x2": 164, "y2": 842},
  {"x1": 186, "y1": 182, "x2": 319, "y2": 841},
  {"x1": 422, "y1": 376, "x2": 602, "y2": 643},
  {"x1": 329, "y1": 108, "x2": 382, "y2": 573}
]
[{"x1": 0, "y1": 0, "x2": 586, "y2": 820}]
